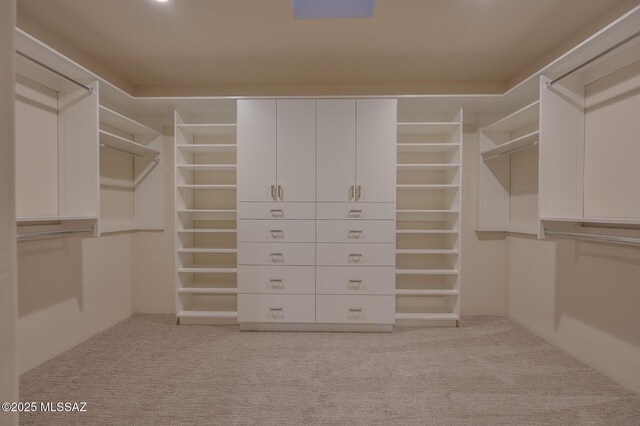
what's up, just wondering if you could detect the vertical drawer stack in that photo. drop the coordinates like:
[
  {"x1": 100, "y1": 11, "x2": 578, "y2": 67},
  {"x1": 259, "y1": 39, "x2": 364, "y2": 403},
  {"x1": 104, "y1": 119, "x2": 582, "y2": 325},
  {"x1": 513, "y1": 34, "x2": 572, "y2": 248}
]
[
  {"x1": 316, "y1": 204, "x2": 396, "y2": 324},
  {"x1": 237, "y1": 203, "x2": 316, "y2": 324}
]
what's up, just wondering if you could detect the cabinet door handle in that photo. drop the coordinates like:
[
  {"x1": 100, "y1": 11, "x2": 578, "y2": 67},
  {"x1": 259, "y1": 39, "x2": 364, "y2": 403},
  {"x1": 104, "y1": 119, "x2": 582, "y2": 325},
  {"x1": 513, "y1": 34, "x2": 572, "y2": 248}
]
[
  {"x1": 347, "y1": 280, "x2": 363, "y2": 289},
  {"x1": 355, "y1": 185, "x2": 362, "y2": 201},
  {"x1": 269, "y1": 279, "x2": 284, "y2": 288},
  {"x1": 348, "y1": 254, "x2": 362, "y2": 263},
  {"x1": 270, "y1": 253, "x2": 284, "y2": 262},
  {"x1": 348, "y1": 230, "x2": 362, "y2": 239},
  {"x1": 347, "y1": 209, "x2": 362, "y2": 218},
  {"x1": 270, "y1": 209, "x2": 284, "y2": 217},
  {"x1": 349, "y1": 185, "x2": 354, "y2": 201},
  {"x1": 270, "y1": 230, "x2": 285, "y2": 239},
  {"x1": 271, "y1": 184, "x2": 277, "y2": 201},
  {"x1": 278, "y1": 185, "x2": 283, "y2": 201}
]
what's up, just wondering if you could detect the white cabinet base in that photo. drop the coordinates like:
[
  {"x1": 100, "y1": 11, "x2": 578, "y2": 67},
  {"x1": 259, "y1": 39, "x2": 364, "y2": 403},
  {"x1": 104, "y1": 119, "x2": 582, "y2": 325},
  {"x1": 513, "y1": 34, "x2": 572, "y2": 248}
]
[{"x1": 239, "y1": 323, "x2": 393, "y2": 332}]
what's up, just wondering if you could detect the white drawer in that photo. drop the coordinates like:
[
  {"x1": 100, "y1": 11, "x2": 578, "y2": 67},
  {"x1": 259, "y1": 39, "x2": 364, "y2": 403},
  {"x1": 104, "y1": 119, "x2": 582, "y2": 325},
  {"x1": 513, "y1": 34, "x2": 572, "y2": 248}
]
[
  {"x1": 238, "y1": 243, "x2": 315, "y2": 266},
  {"x1": 238, "y1": 202, "x2": 315, "y2": 220},
  {"x1": 316, "y1": 295, "x2": 395, "y2": 324},
  {"x1": 316, "y1": 267, "x2": 395, "y2": 295},
  {"x1": 316, "y1": 203, "x2": 395, "y2": 220},
  {"x1": 239, "y1": 294, "x2": 315, "y2": 323},
  {"x1": 238, "y1": 266, "x2": 315, "y2": 294},
  {"x1": 316, "y1": 220, "x2": 395, "y2": 243},
  {"x1": 316, "y1": 243, "x2": 395, "y2": 266},
  {"x1": 238, "y1": 220, "x2": 315, "y2": 243}
]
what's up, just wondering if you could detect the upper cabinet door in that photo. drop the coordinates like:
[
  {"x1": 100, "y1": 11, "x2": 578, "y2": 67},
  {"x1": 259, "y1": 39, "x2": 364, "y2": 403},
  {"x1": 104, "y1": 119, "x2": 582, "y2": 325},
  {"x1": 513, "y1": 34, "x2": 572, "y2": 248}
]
[
  {"x1": 237, "y1": 100, "x2": 277, "y2": 202},
  {"x1": 276, "y1": 100, "x2": 316, "y2": 202},
  {"x1": 317, "y1": 100, "x2": 356, "y2": 202},
  {"x1": 356, "y1": 99, "x2": 397, "y2": 203}
]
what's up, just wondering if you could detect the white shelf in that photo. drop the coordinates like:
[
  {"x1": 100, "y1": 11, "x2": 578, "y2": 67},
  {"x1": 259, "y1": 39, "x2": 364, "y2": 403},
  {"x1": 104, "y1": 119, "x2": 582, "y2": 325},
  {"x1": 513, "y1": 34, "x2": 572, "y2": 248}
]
[
  {"x1": 397, "y1": 164, "x2": 460, "y2": 171},
  {"x1": 177, "y1": 310, "x2": 238, "y2": 319},
  {"x1": 397, "y1": 143, "x2": 459, "y2": 153},
  {"x1": 395, "y1": 312, "x2": 458, "y2": 321},
  {"x1": 100, "y1": 130, "x2": 160, "y2": 159},
  {"x1": 507, "y1": 222, "x2": 540, "y2": 235},
  {"x1": 178, "y1": 265, "x2": 238, "y2": 273},
  {"x1": 396, "y1": 249, "x2": 459, "y2": 255},
  {"x1": 396, "y1": 269, "x2": 459, "y2": 275},
  {"x1": 177, "y1": 229, "x2": 237, "y2": 234},
  {"x1": 177, "y1": 209, "x2": 237, "y2": 220},
  {"x1": 177, "y1": 184, "x2": 237, "y2": 190},
  {"x1": 176, "y1": 164, "x2": 237, "y2": 171},
  {"x1": 397, "y1": 210, "x2": 459, "y2": 220},
  {"x1": 99, "y1": 105, "x2": 159, "y2": 139},
  {"x1": 481, "y1": 130, "x2": 539, "y2": 160},
  {"x1": 397, "y1": 122, "x2": 459, "y2": 135},
  {"x1": 17, "y1": 215, "x2": 97, "y2": 223},
  {"x1": 541, "y1": 217, "x2": 640, "y2": 225},
  {"x1": 178, "y1": 248, "x2": 237, "y2": 254},
  {"x1": 482, "y1": 100, "x2": 540, "y2": 133},
  {"x1": 177, "y1": 144, "x2": 236, "y2": 153},
  {"x1": 396, "y1": 230, "x2": 459, "y2": 234},
  {"x1": 396, "y1": 184, "x2": 459, "y2": 189},
  {"x1": 176, "y1": 123, "x2": 237, "y2": 136},
  {"x1": 395, "y1": 289, "x2": 459, "y2": 296},
  {"x1": 177, "y1": 287, "x2": 238, "y2": 294}
]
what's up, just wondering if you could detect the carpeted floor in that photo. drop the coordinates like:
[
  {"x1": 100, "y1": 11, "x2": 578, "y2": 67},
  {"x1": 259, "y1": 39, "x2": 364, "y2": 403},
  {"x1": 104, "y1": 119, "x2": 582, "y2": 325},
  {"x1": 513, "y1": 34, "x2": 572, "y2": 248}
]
[{"x1": 19, "y1": 315, "x2": 640, "y2": 425}]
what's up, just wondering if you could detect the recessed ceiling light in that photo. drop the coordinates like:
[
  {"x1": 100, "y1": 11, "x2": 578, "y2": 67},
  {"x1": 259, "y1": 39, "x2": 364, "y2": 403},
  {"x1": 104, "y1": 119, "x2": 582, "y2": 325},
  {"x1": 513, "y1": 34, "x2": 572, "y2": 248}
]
[
  {"x1": 154, "y1": 0, "x2": 169, "y2": 3},
  {"x1": 292, "y1": 0, "x2": 376, "y2": 20}
]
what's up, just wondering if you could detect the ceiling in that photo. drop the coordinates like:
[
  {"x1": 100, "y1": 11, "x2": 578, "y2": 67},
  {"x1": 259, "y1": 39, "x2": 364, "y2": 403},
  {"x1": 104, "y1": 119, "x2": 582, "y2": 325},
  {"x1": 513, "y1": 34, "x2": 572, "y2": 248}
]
[{"x1": 16, "y1": 0, "x2": 635, "y2": 95}]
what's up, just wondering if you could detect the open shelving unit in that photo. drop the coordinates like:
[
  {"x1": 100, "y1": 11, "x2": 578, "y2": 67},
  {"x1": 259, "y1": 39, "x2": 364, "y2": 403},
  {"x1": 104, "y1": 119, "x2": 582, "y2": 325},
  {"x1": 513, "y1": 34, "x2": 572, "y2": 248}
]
[
  {"x1": 395, "y1": 107, "x2": 463, "y2": 326},
  {"x1": 478, "y1": 98, "x2": 541, "y2": 236},
  {"x1": 98, "y1": 105, "x2": 163, "y2": 234},
  {"x1": 175, "y1": 110, "x2": 238, "y2": 324}
]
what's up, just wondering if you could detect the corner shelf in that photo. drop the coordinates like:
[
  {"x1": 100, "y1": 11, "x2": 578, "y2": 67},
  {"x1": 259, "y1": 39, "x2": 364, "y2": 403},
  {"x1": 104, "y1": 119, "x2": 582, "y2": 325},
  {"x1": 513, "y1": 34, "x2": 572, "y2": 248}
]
[
  {"x1": 482, "y1": 100, "x2": 540, "y2": 133},
  {"x1": 99, "y1": 105, "x2": 159, "y2": 142}
]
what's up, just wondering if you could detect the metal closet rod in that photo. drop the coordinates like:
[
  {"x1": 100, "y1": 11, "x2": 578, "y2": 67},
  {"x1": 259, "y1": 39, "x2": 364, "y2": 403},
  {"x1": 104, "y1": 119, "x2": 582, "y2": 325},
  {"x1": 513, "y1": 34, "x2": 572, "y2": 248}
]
[
  {"x1": 482, "y1": 141, "x2": 539, "y2": 162},
  {"x1": 17, "y1": 227, "x2": 95, "y2": 240},
  {"x1": 549, "y1": 29, "x2": 640, "y2": 85},
  {"x1": 100, "y1": 143, "x2": 159, "y2": 162},
  {"x1": 545, "y1": 230, "x2": 640, "y2": 246},
  {"x1": 16, "y1": 50, "x2": 93, "y2": 93}
]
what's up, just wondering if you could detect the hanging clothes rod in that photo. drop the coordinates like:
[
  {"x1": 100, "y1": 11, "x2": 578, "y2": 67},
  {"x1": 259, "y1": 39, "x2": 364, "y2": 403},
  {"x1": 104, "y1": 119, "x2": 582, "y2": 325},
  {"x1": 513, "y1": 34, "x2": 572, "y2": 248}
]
[
  {"x1": 100, "y1": 143, "x2": 160, "y2": 162},
  {"x1": 545, "y1": 230, "x2": 640, "y2": 246},
  {"x1": 16, "y1": 50, "x2": 94, "y2": 93},
  {"x1": 17, "y1": 227, "x2": 95, "y2": 240},
  {"x1": 482, "y1": 141, "x2": 539, "y2": 162},
  {"x1": 549, "y1": 29, "x2": 640, "y2": 85}
]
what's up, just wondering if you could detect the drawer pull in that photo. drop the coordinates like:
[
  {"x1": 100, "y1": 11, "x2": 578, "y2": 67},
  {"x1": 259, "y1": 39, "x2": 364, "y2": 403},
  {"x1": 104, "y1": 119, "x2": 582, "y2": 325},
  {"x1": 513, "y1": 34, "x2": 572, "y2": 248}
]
[
  {"x1": 348, "y1": 254, "x2": 362, "y2": 263},
  {"x1": 348, "y1": 230, "x2": 362, "y2": 239},
  {"x1": 270, "y1": 209, "x2": 284, "y2": 217},
  {"x1": 270, "y1": 253, "x2": 285, "y2": 262},
  {"x1": 270, "y1": 230, "x2": 285, "y2": 239},
  {"x1": 347, "y1": 280, "x2": 363, "y2": 289},
  {"x1": 348, "y1": 209, "x2": 362, "y2": 218},
  {"x1": 348, "y1": 308, "x2": 362, "y2": 313},
  {"x1": 269, "y1": 307, "x2": 284, "y2": 316},
  {"x1": 269, "y1": 279, "x2": 284, "y2": 288}
]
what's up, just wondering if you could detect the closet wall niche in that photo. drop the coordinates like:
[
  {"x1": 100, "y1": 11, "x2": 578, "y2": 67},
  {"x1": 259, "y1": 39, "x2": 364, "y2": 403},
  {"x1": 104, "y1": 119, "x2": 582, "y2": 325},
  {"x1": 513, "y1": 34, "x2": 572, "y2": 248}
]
[{"x1": 15, "y1": 53, "x2": 99, "y2": 240}]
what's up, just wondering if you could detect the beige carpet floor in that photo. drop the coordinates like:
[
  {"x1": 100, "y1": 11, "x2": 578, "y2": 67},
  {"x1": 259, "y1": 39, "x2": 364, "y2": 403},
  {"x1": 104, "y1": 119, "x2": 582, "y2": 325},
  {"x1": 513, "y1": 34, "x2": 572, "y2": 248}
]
[{"x1": 19, "y1": 315, "x2": 640, "y2": 425}]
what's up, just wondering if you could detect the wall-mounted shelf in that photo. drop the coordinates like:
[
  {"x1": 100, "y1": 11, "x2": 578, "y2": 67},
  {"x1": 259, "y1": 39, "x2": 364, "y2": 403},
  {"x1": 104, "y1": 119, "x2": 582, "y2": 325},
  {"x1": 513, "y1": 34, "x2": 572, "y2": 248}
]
[
  {"x1": 482, "y1": 100, "x2": 540, "y2": 133},
  {"x1": 396, "y1": 184, "x2": 459, "y2": 189},
  {"x1": 176, "y1": 164, "x2": 237, "y2": 171},
  {"x1": 176, "y1": 123, "x2": 237, "y2": 136},
  {"x1": 176, "y1": 144, "x2": 236, "y2": 154},
  {"x1": 99, "y1": 105, "x2": 159, "y2": 143},
  {"x1": 397, "y1": 143, "x2": 459, "y2": 153},
  {"x1": 540, "y1": 217, "x2": 640, "y2": 225},
  {"x1": 395, "y1": 289, "x2": 459, "y2": 296},
  {"x1": 397, "y1": 122, "x2": 459, "y2": 135},
  {"x1": 396, "y1": 164, "x2": 460, "y2": 171},
  {"x1": 177, "y1": 287, "x2": 238, "y2": 295},
  {"x1": 177, "y1": 185, "x2": 237, "y2": 190}
]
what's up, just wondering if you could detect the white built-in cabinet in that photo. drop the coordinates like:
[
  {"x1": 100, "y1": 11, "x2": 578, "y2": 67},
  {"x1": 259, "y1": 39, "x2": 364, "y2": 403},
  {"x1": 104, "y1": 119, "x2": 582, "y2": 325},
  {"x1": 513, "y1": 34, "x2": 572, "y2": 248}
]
[{"x1": 237, "y1": 98, "x2": 397, "y2": 331}]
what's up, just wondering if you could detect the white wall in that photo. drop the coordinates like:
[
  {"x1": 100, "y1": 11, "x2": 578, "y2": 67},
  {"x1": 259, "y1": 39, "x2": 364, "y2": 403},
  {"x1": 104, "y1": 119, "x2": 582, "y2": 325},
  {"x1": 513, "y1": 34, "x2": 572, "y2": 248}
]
[
  {"x1": 0, "y1": 0, "x2": 18, "y2": 423},
  {"x1": 17, "y1": 234, "x2": 134, "y2": 373}
]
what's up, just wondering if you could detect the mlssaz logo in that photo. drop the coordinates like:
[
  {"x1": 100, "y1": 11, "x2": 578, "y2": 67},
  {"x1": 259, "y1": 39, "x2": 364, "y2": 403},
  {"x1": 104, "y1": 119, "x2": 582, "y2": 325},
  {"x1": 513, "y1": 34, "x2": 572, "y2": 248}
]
[{"x1": 40, "y1": 402, "x2": 88, "y2": 412}]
